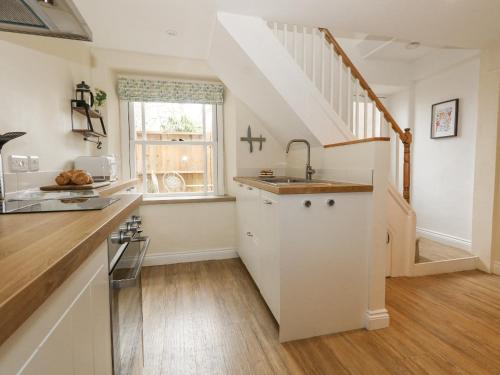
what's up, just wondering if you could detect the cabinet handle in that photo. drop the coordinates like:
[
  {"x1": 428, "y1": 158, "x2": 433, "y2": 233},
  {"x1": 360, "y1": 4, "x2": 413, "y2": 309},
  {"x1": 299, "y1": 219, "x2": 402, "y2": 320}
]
[
  {"x1": 263, "y1": 200, "x2": 273, "y2": 205},
  {"x1": 327, "y1": 199, "x2": 335, "y2": 207},
  {"x1": 247, "y1": 187, "x2": 253, "y2": 190},
  {"x1": 246, "y1": 232, "x2": 253, "y2": 237},
  {"x1": 303, "y1": 200, "x2": 312, "y2": 208}
]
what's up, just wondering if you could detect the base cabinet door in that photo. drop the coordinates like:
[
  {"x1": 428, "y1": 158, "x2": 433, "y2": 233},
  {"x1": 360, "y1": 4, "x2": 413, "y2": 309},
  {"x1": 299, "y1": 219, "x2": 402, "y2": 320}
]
[
  {"x1": 259, "y1": 193, "x2": 280, "y2": 322},
  {"x1": 0, "y1": 242, "x2": 112, "y2": 375},
  {"x1": 236, "y1": 183, "x2": 261, "y2": 281},
  {"x1": 22, "y1": 312, "x2": 74, "y2": 375}
]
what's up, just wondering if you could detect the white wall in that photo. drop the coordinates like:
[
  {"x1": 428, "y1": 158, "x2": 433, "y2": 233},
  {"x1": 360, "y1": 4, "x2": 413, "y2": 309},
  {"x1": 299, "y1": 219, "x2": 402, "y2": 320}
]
[
  {"x1": 413, "y1": 58, "x2": 479, "y2": 247},
  {"x1": 140, "y1": 202, "x2": 236, "y2": 255},
  {"x1": 233, "y1": 96, "x2": 286, "y2": 173},
  {"x1": 225, "y1": 91, "x2": 286, "y2": 195},
  {"x1": 476, "y1": 42, "x2": 500, "y2": 271},
  {"x1": 0, "y1": 33, "x2": 94, "y2": 192},
  {"x1": 90, "y1": 48, "x2": 286, "y2": 257},
  {"x1": 386, "y1": 58, "x2": 480, "y2": 250}
]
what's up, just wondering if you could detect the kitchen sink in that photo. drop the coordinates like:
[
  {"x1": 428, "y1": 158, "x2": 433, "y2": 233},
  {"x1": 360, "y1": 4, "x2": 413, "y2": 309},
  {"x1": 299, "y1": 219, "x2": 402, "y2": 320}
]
[{"x1": 259, "y1": 177, "x2": 331, "y2": 185}]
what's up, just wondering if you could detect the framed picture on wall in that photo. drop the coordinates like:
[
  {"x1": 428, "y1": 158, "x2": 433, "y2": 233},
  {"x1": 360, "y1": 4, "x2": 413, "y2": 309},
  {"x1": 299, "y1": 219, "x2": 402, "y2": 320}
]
[{"x1": 431, "y1": 99, "x2": 459, "y2": 139}]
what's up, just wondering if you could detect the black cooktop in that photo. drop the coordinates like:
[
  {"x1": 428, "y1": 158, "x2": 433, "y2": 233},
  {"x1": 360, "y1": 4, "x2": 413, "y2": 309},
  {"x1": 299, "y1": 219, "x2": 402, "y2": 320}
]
[{"x1": 0, "y1": 197, "x2": 119, "y2": 214}]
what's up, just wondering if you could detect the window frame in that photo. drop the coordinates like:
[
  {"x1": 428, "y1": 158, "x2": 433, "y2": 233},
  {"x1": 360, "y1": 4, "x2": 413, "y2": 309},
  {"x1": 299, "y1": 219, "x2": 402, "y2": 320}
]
[{"x1": 125, "y1": 101, "x2": 225, "y2": 197}]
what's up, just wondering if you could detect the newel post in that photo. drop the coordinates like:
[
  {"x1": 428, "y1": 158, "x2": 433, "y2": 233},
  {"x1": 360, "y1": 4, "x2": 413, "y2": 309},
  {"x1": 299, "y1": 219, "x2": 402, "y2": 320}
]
[{"x1": 401, "y1": 128, "x2": 412, "y2": 203}]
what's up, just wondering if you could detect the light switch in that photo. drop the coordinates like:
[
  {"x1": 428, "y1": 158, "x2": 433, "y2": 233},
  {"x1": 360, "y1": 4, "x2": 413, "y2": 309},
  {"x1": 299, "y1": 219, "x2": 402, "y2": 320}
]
[
  {"x1": 29, "y1": 156, "x2": 40, "y2": 171},
  {"x1": 9, "y1": 155, "x2": 29, "y2": 172}
]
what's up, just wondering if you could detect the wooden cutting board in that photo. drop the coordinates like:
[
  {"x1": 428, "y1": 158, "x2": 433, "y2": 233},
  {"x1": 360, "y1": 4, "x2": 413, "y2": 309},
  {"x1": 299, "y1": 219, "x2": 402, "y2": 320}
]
[{"x1": 40, "y1": 181, "x2": 111, "y2": 191}]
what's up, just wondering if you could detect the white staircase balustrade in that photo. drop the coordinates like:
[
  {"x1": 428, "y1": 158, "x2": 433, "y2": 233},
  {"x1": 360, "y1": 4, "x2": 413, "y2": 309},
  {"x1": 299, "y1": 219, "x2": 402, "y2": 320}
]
[{"x1": 268, "y1": 22, "x2": 392, "y2": 142}]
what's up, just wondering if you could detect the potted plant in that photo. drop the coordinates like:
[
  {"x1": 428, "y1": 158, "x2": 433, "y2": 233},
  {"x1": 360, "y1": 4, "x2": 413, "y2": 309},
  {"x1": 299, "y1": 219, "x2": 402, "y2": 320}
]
[{"x1": 94, "y1": 88, "x2": 107, "y2": 113}]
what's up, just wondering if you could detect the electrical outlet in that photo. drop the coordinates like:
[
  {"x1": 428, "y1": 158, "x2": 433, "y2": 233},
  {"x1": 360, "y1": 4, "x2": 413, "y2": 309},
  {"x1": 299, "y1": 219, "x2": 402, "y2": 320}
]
[
  {"x1": 29, "y1": 156, "x2": 40, "y2": 172},
  {"x1": 9, "y1": 155, "x2": 29, "y2": 172}
]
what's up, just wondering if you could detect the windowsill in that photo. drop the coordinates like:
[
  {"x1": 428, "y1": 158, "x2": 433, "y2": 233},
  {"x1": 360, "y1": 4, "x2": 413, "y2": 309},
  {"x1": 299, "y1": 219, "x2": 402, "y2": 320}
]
[{"x1": 140, "y1": 195, "x2": 236, "y2": 205}]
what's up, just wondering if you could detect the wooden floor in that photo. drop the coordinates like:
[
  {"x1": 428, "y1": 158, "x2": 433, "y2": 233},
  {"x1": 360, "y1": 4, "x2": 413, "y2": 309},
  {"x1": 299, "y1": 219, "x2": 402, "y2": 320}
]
[
  {"x1": 416, "y1": 237, "x2": 475, "y2": 263},
  {"x1": 142, "y1": 259, "x2": 500, "y2": 375}
]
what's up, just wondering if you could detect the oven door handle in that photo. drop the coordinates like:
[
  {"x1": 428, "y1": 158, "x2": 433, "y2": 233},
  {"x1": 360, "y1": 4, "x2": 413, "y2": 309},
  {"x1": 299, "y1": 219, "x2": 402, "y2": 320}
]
[{"x1": 111, "y1": 237, "x2": 150, "y2": 289}]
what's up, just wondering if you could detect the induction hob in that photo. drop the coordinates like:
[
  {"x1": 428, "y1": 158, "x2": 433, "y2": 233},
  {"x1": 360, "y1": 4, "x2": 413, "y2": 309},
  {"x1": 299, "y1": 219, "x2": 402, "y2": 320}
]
[{"x1": 0, "y1": 197, "x2": 119, "y2": 214}]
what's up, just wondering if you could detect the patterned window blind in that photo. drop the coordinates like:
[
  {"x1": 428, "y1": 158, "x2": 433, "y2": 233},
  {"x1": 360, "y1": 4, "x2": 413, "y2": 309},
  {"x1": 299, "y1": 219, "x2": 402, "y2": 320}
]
[{"x1": 117, "y1": 77, "x2": 224, "y2": 104}]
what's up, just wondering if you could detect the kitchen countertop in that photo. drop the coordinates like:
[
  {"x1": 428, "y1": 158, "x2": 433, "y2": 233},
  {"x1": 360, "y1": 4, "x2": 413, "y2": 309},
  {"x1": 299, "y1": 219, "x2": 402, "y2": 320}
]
[
  {"x1": 95, "y1": 178, "x2": 139, "y2": 196},
  {"x1": 0, "y1": 179, "x2": 142, "y2": 346},
  {"x1": 234, "y1": 176, "x2": 373, "y2": 194}
]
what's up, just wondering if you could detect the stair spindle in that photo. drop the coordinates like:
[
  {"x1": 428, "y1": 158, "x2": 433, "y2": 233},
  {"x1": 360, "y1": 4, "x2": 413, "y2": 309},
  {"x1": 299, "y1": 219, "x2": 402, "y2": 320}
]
[
  {"x1": 338, "y1": 55, "x2": 343, "y2": 119},
  {"x1": 312, "y1": 28, "x2": 316, "y2": 85},
  {"x1": 330, "y1": 45, "x2": 334, "y2": 107},
  {"x1": 303, "y1": 26, "x2": 307, "y2": 72},
  {"x1": 321, "y1": 32, "x2": 325, "y2": 95},
  {"x1": 354, "y1": 79, "x2": 359, "y2": 137},
  {"x1": 293, "y1": 25, "x2": 298, "y2": 61},
  {"x1": 372, "y1": 101, "x2": 376, "y2": 137},
  {"x1": 380, "y1": 112, "x2": 385, "y2": 137},
  {"x1": 364, "y1": 91, "x2": 368, "y2": 138},
  {"x1": 395, "y1": 137, "x2": 400, "y2": 188},
  {"x1": 284, "y1": 24, "x2": 288, "y2": 50},
  {"x1": 347, "y1": 68, "x2": 352, "y2": 132}
]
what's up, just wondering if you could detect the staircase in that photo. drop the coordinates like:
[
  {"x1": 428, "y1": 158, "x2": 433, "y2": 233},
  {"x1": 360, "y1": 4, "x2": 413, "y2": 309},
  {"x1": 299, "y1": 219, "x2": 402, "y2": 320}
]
[
  {"x1": 209, "y1": 13, "x2": 477, "y2": 276},
  {"x1": 268, "y1": 22, "x2": 412, "y2": 202}
]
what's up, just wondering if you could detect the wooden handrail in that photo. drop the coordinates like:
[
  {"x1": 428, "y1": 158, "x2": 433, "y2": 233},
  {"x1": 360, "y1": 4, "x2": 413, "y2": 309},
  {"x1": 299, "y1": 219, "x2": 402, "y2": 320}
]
[{"x1": 319, "y1": 27, "x2": 412, "y2": 202}]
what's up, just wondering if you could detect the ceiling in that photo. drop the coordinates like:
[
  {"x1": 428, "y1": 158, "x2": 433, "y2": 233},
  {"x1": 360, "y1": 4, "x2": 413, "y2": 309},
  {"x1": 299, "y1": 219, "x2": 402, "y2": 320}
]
[
  {"x1": 216, "y1": 0, "x2": 500, "y2": 50},
  {"x1": 73, "y1": 0, "x2": 499, "y2": 59},
  {"x1": 73, "y1": 0, "x2": 216, "y2": 59}
]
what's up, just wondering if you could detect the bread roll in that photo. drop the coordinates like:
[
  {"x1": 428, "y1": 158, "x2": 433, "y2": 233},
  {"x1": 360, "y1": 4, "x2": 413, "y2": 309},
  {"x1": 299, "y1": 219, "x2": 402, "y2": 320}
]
[
  {"x1": 54, "y1": 169, "x2": 93, "y2": 186},
  {"x1": 55, "y1": 173, "x2": 71, "y2": 186},
  {"x1": 67, "y1": 169, "x2": 84, "y2": 177},
  {"x1": 71, "y1": 171, "x2": 91, "y2": 185}
]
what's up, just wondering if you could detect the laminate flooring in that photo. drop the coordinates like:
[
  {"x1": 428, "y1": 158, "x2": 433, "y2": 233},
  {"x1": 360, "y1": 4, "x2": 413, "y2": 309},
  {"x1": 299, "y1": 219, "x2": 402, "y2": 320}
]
[{"x1": 142, "y1": 259, "x2": 500, "y2": 375}]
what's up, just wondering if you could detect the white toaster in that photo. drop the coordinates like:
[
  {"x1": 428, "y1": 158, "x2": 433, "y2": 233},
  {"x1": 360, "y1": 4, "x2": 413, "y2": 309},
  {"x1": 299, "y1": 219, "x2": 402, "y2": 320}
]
[{"x1": 74, "y1": 155, "x2": 118, "y2": 182}]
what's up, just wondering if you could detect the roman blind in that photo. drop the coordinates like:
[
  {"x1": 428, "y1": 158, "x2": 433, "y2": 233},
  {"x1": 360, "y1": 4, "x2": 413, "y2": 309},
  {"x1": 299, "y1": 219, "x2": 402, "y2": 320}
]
[{"x1": 117, "y1": 77, "x2": 224, "y2": 104}]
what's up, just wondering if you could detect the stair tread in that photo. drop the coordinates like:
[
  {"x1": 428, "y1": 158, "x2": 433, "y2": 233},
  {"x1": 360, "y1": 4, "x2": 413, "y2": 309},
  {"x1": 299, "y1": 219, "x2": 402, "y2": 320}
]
[{"x1": 416, "y1": 238, "x2": 475, "y2": 264}]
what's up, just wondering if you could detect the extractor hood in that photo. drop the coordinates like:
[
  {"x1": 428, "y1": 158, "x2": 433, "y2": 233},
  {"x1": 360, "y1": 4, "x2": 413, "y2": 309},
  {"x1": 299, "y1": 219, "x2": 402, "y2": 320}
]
[{"x1": 0, "y1": 0, "x2": 92, "y2": 41}]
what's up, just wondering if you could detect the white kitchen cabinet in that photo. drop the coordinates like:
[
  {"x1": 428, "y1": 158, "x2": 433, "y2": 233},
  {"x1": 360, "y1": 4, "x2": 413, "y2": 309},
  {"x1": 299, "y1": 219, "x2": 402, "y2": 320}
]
[
  {"x1": 0, "y1": 241, "x2": 112, "y2": 375},
  {"x1": 236, "y1": 185, "x2": 280, "y2": 322},
  {"x1": 235, "y1": 184, "x2": 372, "y2": 342}
]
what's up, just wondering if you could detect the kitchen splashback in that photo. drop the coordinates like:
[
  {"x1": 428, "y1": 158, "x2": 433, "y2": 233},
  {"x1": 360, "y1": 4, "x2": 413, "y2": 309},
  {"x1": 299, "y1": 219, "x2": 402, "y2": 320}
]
[{"x1": 3, "y1": 170, "x2": 59, "y2": 198}]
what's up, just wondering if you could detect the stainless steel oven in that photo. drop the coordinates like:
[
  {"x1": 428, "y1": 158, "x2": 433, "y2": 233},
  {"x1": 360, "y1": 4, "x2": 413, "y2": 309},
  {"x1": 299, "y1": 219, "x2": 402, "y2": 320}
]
[{"x1": 108, "y1": 214, "x2": 149, "y2": 375}]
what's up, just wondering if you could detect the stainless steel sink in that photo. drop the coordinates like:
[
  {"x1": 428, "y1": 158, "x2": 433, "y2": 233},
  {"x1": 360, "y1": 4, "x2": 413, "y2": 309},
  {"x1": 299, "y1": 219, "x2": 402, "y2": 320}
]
[{"x1": 259, "y1": 177, "x2": 331, "y2": 185}]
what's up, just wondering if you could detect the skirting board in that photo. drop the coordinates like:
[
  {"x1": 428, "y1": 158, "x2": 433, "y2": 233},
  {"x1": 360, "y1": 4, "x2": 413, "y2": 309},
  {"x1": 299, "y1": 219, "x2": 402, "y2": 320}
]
[
  {"x1": 365, "y1": 309, "x2": 390, "y2": 330},
  {"x1": 416, "y1": 227, "x2": 471, "y2": 251},
  {"x1": 143, "y1": 248, "x2": 238, "y2": 266},
  {"x1": 494, "y1": 261, "x2": 500, "y2": 276}
]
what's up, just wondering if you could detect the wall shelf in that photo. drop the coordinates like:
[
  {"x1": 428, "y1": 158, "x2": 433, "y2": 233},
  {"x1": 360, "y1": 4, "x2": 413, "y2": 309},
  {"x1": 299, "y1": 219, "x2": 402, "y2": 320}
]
[
  {"x1": 72, "y1": 106, "x2": 103, "y2": 119},
  {"x1": 71, "y1": 99, "x2": 106, "y2": 149},
  {"x1": 71, "y1": 129, "x2": 107, "y2": 138},
  {"x1": 71, "y1": 100, "x2": 107, "y2": 136}
]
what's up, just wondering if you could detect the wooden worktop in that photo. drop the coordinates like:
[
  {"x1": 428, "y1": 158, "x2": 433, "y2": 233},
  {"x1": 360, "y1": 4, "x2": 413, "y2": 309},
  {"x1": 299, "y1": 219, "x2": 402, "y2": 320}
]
[
  {"x1": 95, "y1": 178, "x2": 139, "y2": 196},
  {"x1": 234, "y1": 177, "x2": 373, "y2": 194},
  {"x1": 0, "y1": 180, "x2": 142, "y2": 346}
]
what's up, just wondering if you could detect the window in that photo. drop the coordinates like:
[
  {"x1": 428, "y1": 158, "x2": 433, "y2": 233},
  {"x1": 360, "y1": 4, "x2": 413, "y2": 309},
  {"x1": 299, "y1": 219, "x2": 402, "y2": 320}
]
[{"x1": 128, "y1": 102, "x2": 223, "y2": 196}]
